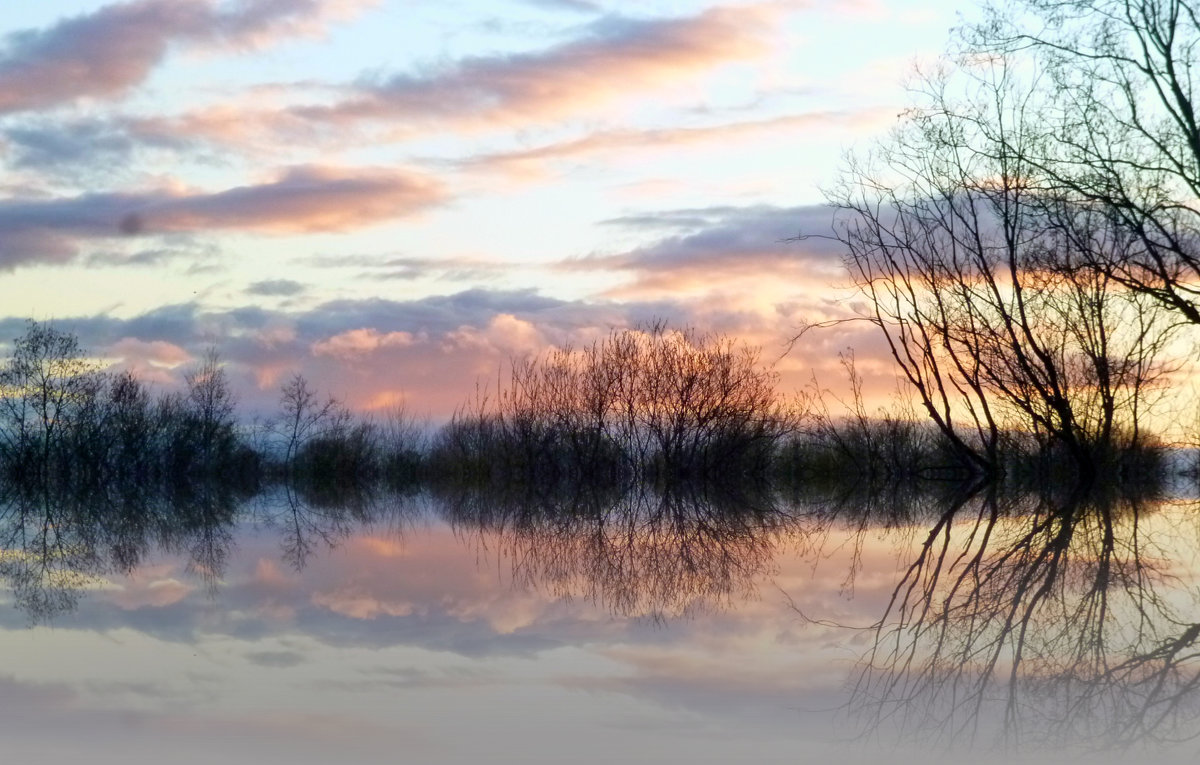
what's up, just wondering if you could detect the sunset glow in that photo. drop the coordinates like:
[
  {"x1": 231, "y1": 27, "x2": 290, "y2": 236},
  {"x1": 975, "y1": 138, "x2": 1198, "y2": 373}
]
[{"x1": 0, "y1": 0, "x2": 967, "y2": 416}]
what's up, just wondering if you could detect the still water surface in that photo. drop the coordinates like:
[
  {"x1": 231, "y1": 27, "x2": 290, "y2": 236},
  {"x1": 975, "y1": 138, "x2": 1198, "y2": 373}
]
[{"x1": 1, "y1": 482, "x2": 1198, "y2": 763}]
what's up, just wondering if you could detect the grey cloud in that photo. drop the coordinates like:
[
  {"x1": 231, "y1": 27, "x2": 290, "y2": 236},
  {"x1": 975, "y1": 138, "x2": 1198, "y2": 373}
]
[
  {"x1": 245, "y1": 650, "x2": 305, "y2": 668},
  {"x1": 0, "y1": 302, "x2": 206, "y2": 349},
  {"x1": 86, "y1": 238, "x2": 221, "y2": 268},
  {"x1": 518, "y1": 0, "x2": 602, "y2": 12},
  {"x1": 6, "y1": 121, "x2": 136, "y2": 169},
  {"x1": 0, "y1": 0, "x2": 360, "y2": 114},
  {"x1": 0, "y1": 288, "x2": 573, "y2": 360},
  {"x1": 363, "y1": 256, "x2": 508, "y2": 283},
  {"x1": 292, "y1": 289, "x2": 569, "y2": 339},
  {"x1": 600, "y1": 205, "x2": 791, "y2": 231},
  {"x1": 0, "y1": 288, "x2": 718, "y2": 358},
  {"x1": 571, "y1": 204, "x2": 845, "y2": 274},
  {"x1": 247, "y1": 279, "x2": 307, "y2": 297},
  {"x1": 120, "y1": 303, "x2": 207, "y2": 342},
  {"x1": 0, "y1": 165, "x2": 447, "y2": 270},
  {"x1": 304, "y1": 254, "x2": 511, "y2": 283},
  {"x1": 0, "y1": 536, "x2": 566, "y2": 661},
  {"x1": 83, "y1": 679, "x2": 175, "y2": 699},
  {"x1": 0, "y1": 674, "x2": 76, "y2": 714},
  {"x1": 18, "y1": 584, "x2": 564, "y2": 659},
  {"x1": 290, "y1": 607, "x2": 563, "y2": 657},
  {"x1": 557, "y1": 664, "x2": 829, "y2": 729},
  {"x1": 2, "y1": 117, "x2": 195, "y2": 181}
]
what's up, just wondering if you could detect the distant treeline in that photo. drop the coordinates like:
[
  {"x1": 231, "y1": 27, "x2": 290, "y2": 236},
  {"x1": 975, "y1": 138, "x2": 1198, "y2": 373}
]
[{"x1": 0, "y1": 320, "x2": 1179, "y2": 494}]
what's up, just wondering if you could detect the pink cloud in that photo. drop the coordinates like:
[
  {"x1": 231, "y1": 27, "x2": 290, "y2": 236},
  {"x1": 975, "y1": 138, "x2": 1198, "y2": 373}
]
[
  {"x1": 108, "y1": 337, "x2": 193, "y2": 367},
  {"x1": 311, "y1": 328, "x2": 417, "y2": 359},
  {"x1": 0, "y1": 0, "x2": 375, "y2": 114},
  {"x1": 106, "y1": 566, "x2": 194, "y2": 610},
  {"x1": 280, "y1": 4, "x2": 777, "y2": 133},
  {"x1": 131, "y1": 165, "x2": 446, "y2": 234},
  {"x1": 37, "y1": 277, "x2": 905, "y2": 421},
  {"x1": 441, "y1": 314, "x2": 547, "y2": 357}
]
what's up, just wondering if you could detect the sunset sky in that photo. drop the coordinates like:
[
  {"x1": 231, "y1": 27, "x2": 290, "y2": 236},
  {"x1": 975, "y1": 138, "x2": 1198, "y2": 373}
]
[{"x1": 0, "y1": 0, "x2": 967, "y2": 416}]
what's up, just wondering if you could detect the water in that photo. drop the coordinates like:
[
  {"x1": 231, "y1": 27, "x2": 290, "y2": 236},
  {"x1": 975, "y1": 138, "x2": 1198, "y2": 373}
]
[{"x1": 1, "y1": 481, "x2": 1198, "y2": 764}]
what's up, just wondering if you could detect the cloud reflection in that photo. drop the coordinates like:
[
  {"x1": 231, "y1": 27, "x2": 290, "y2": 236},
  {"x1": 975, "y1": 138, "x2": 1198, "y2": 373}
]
[{"x1": 1, "y1": 469, "x2": 1199, "y2": 761}]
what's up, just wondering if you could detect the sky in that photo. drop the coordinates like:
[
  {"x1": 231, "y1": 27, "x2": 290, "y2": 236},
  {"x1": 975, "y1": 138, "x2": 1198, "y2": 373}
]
[{"x1": 0, "y1": 0, "x2": 972, "y2": 417}]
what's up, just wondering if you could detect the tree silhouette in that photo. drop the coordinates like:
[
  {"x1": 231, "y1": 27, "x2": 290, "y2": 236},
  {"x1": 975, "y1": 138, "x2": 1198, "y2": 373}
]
[
  {"x1": 966, "y1": 0, "x2": 1200, "y2": 326},
  {"x1": 830, "y1": 54, "x2": 1179, "y2": 485}
]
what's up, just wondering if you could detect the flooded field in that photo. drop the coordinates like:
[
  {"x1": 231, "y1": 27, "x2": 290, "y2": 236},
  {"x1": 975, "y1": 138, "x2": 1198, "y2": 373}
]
[{"x1": 2, "y1": 481, "x2": 1198, "y2": 764}]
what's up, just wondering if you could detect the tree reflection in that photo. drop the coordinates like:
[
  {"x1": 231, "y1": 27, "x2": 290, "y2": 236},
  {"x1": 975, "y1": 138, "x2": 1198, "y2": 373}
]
[
  {"x1": 0, "y1": 475, "x2": 243, "y2": 622},
  {"x1": 439, "y1": 478, "x2": 802, "y2": 620},
  {"x1": 842, "y1": 487, "x2": 1200, "y2": 753},
  {"x1": 253, "y1": 476, "x2": 424, "y2": 572},
  {"x1": 5, "y1": 453, "x2": 1199, "y2": 760},
  {"x1": 0, "y1": 468, "x2": 434, "y2": 621}
]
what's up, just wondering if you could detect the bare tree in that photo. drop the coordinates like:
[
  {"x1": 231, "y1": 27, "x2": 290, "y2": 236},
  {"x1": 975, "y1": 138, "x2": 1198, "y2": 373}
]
[
  {"x1": 829, "y1": 56, "x2": 1179, "y2": 484},
  {"x1": 0, "y1": 321, "x2": 103, "y2": 476},
  {"x1": 160, "y1": 347, "x2": 240, "y2": 474},
  {"x1": 966, "y1": 0, "x2": 1200, "y2": 324},
  {"x1": 274, "y1": 374, "x2": 338, "y2": 469},
  {"x1": 434, "y1": 325, "x2": 801, "y2": 483}
]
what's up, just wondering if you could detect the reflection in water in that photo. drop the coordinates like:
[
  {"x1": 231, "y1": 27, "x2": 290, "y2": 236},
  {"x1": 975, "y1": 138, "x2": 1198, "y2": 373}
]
[
  {"x1": 1, "y1": 470, "x2": 1199, "y2": 759},
  {"x1": 254, "y1": 480, "x2": 389, "y2": 572},
  {"x1": 439, "y1": 480, "x2": 802, "y2": 620},
  {"x1": 0, "y1": 476, "x2": 241, "y2": 621},
  {"x1": 840, "y1": 488, "x2": 1200, "y2": 753}
]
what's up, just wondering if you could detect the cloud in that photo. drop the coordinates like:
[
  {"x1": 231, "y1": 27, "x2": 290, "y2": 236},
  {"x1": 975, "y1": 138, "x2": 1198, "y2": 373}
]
[
  {"x1": 0, "y1": 116, "x2": 207, "y2": 183},
  {"x1": 0, "y1": 675, "x2": 76, "y2": 714},
  {"x1": 556, "y1": 646, "x2": 828, "y2": 729},
  {"x1": 247, "y1": 279, "x2": 307, "y2": 297},
  {"x1": 244, "y1": 650, "x2": 306, "y2": 668},
  {"x1": 0, "y1": 289, "x2": 692, "y2": 414},
  {"x1": 517, "y1": 0, "x2": 602, "y2": 12},
  {"x1": 0, "y1": 164, "x2": 447, "y2": 269},
  {"x1": 564, "y1": 204, "x2": 848, "y2": 296},
  {"x1": 301, "y1": 254, "x2": 511, "y2": 283},
  {"x1": 284, "y1": 4, "x2": 774, "y2": 131},
  {"x1": 0, "y1": 0, "x2": 375, "y2": 114},
  {"x1": 104, "y1": 337, "x2": 195, "y2": 386},
  {"x1": 109, "y1": 577, "x2": 194, "y2": 610},
  {"x1": 0, "y1": 276, "x2": 887, "y2": 419},
  {"x1": 3, "y1": 118, "x2": 180, "y2": 174},
  {"x1": 310, "y1": 328, "x2": 416, "y2": 359},
  {"x1": 461, "y1": 109, "x2": 897, "y2": 177},
  {"x1": 121, "y1": 165, "x2": 446, "y2": 234},
  {"x1": 84, "y1": 238, "x2": 222, "y2": 269}
]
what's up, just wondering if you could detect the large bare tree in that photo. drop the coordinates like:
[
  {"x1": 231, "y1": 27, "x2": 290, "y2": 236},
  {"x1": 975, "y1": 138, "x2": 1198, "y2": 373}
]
[
  {"x1": 966, "y1": 0, "x2": 1200, "y2": 324},
  {"x1": 829, "y1": 55, "x2": 1179, "y2": 483}
]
